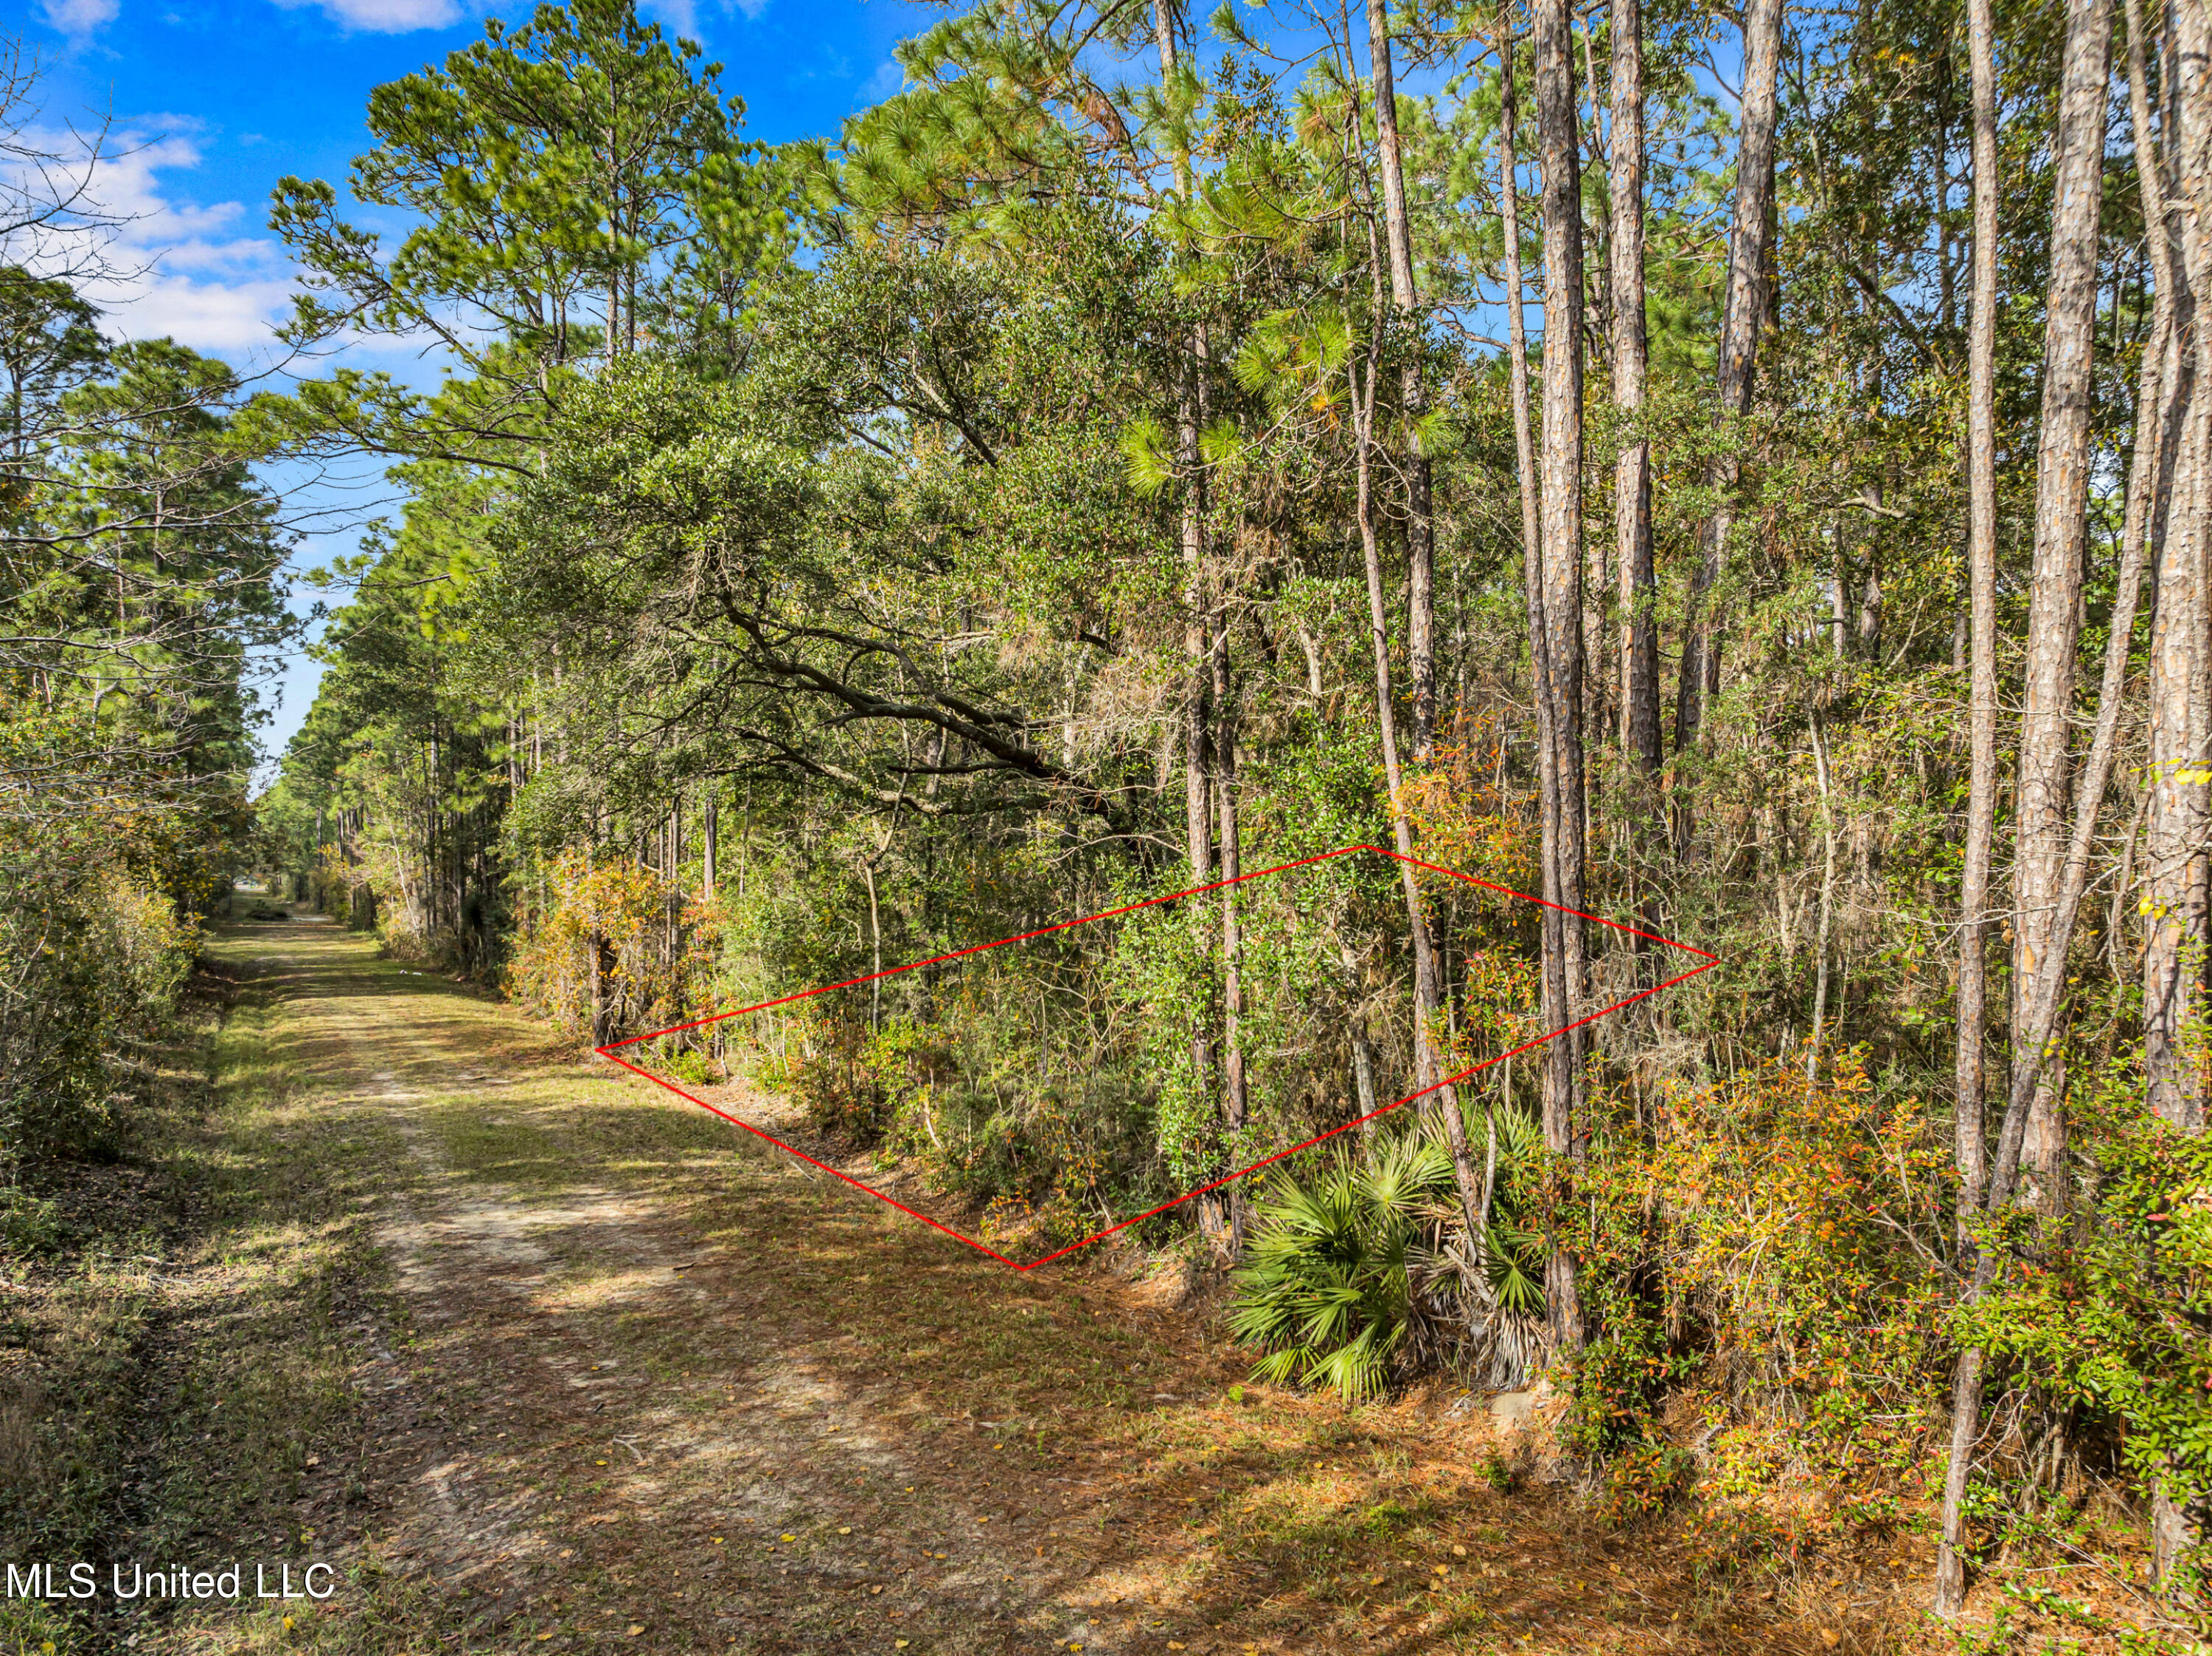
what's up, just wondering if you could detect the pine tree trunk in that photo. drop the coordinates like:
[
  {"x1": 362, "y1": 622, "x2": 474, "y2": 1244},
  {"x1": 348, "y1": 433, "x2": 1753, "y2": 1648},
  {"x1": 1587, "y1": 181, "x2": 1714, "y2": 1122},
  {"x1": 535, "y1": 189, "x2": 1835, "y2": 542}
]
[
  {"x1": 590, "y1": 930, "x2": 610, "y2": 1046},
  {"x1": 702, "y1": 788, "x2": 717, "y2": 901},
  {"x1": 1502, "y1": 2, "x2": 1576, "y2": 1341},
  {"x1": 1214, "y1": 605, "x2": 1248, "y2": 1250},
  {"x1": 864, "y1": 859, "x2": 883, "y2": 1031},
  {"x1": 2139, "y1": 0, "x2": 2212, "y2": 1582},
  {"x1": 1499, "y1": 3, "x2": 1548, "y2": 892},
  {"x1": 2009, "y1": 0, "x2": 2112, "y2": 1222},
  {"x1": 1533, "y1": 0, "x2": 1587, "y2": 1354},
  {"x1": 2141, "y1": 408, "x2": 2206, "y2": 1132},
  {"x1": 1611, "y1": 0, "x2": 1658, "y2": 780},
  {"x1": 1182, "y1": 419, "x2": 1214, "y2": 905},
  {"x1": 1673, "y1": 0, "x2": 1783, "y2": 769},
  {"x1": 1366, "y1": 0, "x2": 1438, "y2": 763},
  {"x1": 1935, "y1": 0, "x2": 2115, "y2": 1606},
  {"x1": 2143, "y1": 0, "x2": 2211, "y2": 1137},
  {"x1": 1161, "y1": 0, "x2": 1219, "y2": 1202},
  {"x1": 1152, "y1": 7, "x2": 1203, "y2": 847},
  {"x1": 1948, "y1": 0, "x2": 2003, "y2": 1326},
  {"x1": 1352, "y1": 1030, "x2": 1379, "y2": 1147},
  {"x1": 1352, "y1": 338, "x2": 1484, "y2": 1251}
]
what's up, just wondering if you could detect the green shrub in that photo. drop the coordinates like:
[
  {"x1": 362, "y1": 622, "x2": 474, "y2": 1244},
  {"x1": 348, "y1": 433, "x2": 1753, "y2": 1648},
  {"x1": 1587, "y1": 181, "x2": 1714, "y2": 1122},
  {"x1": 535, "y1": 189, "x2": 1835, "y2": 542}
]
[
  {"x1": 1602, "y1": 1437, "x2": 1696, "y2": 1522},
  {"x1": 792, "y1": 1015, "x2": 953, "y2": 1147},
  {"x1": 0, "y1": 867, "x2": 198, "y2": 1165},
  {"x1": 1957, "y1": 1063, "x2": 2212, "y2": 1583},
  {"x1": 0, "y1": 1187, "x2": 61, "y2": 1257},
  {"x1": 790, "y1": 1016, "x2": 891, "y2": 1140},
  {"x1": 1228, "y1": 1137, "x2": 1459, "y2": 1401},
  {"x1": 664, "y1": 1048, "x2": 714, "y2": 1085},
  {"x1": 1230, "y1": 1108, "x2": 1552, "y2": 1402}
]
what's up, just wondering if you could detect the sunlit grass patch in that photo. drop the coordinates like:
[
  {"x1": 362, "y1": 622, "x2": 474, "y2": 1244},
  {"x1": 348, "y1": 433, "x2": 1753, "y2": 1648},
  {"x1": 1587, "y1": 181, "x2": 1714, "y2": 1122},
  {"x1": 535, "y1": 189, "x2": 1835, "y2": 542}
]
[{"x1": 416, "y1": 1099, "x2": 581, "y2": 1190}]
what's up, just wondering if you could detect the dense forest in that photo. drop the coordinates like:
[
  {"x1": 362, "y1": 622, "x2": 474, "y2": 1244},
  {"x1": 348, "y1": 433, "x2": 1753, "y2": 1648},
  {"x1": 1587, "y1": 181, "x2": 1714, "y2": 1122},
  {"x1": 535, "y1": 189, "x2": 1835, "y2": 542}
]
[
  {"x1": 0, "y1": 35, "x2": 293, "y2": 1170},
  {"x1": 5, "y1": 0, "x2": 2210, "y2": 1635}
]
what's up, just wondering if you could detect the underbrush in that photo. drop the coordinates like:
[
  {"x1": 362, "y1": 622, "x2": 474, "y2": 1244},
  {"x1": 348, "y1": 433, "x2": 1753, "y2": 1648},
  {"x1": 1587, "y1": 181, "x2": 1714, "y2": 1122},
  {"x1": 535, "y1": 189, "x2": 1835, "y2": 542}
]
[
  {"x1": 0, "y1": 944, "x2": 421, "y2": 1655},
  {"x1": 503, "y1": 852, "x2": 711, "y2": 1034},
  {"x1": 0, "y1": 953, "x2": 219, "y2": 1652},
  {"x1": 1217, "y1": 1048, "x2": 2210, "y2": 1646},
  {"x1": 1, "y1": 865, "x2": 203, "y2": 1166},
  {"x1": 781, "y1": 1009, "x2": 1176, "y2": 1245}
]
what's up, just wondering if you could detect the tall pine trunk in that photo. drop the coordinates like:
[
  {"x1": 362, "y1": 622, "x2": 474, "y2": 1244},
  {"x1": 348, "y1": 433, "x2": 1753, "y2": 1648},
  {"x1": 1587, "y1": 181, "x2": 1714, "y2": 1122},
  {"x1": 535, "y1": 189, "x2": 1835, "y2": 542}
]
[
  {"x1": 2007, "y1": 0, "x2": 2112, "y2": 1224},
  {"x1": 1213, "y1": 598, "x2": 1249, "y2": 1250},
  {"x1": 1499, "y1": 5, "x2": 1545, "y2": 810},
  {"x1": 1672, "y1": 0, "x2": 1784, "y2": 771},
  {"x1": 1158, "y1": 0, "x2": 1221, "y2": 1236},
  {"x1": 2143, "y1": 0, "x2": 2211, "y2": 1138},
  {"x1": 1532, "y1": 0, "x2": 1588, "y2": 1354},
  {"x1": 1935, "y1": 0, "x2": 2114, "y2": 1607},
  {"x1": 701, "y1": 787, "x2": 718, "y2": 901},
  {"x1": 2135, "y1": 0, "x2": 2210, "y2": 1578},
  {"x1": 1500, "y1": 10, "x2": 1576, "y2": 1285},
  {"x1": 1362, "y1": 0, "x2": 1488, "y2": 1244},
  {"x1": 1366, "y1": 0, "x2": 1439, "y2": 762},
  {"x1": 1947, "y1": 0, "x2": 2003, "y2": 1345},
  {"x1": 1950, "y1": 0, "x2": 2003, "y2": 1259},
  {"x1": 1350, "y1": 331, "x2": 1484, "y2": 1251},
  {"x1": 1611, "y1": 0, "x2": 1658, "y2": 782},
  {"x1": 1501, "y1": 1, "x2": 1577, "y2": 1345}
]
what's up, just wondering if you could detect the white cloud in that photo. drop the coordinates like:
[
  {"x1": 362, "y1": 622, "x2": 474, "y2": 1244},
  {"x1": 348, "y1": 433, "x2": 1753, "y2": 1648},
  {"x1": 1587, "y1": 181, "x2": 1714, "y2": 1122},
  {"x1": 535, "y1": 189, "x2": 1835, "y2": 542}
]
[
  {"x1": 74, "y1": 130, "x2": 242, "y2": 241},
  {"x1": 267, "y1": 0, "x2": 460, "y2": 33},
  {"x1": 3, "y1": 120, "x2": 405, "y2": 366},
  {"x1": 39, "y1": 0, "x2": 121, "y2": 33},
  {"x1": 645, "y1": 0, "x2": 699, "y2": 37},
  {"x1": 113, "y1": 273, "x2": 304, "y2": 354},
  {"x1": 861, "y1": 58, "x2": 904, "y2": 102}
]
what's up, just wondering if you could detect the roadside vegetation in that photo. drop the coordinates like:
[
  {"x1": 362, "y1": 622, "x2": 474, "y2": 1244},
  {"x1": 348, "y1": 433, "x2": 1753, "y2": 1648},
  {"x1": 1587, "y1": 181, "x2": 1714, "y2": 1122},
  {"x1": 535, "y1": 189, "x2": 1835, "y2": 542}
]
[
  {"x1": 4, "y1": 922, "x2": 2023, "y2": 1653},
  {"x1": 0, "y1": 49, "x2": 307, "y2": 1651}
]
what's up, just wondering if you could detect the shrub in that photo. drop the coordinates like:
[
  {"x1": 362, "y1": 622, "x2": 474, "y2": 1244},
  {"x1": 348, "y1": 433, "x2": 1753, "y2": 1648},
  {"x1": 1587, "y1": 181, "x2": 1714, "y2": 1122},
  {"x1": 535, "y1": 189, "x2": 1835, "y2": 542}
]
[
  {"x1": 1560, "y1": 1051, "x2": 1952, "y2": 1507},
  {"x1": 504, "y1": 852, "x2": 714, "y2": 1038},
  {"x1": 0, "y1": 1188, "x2": 60, "y2": 1257},
  {"x1": 664, "y1": 1048, "x2": 714, "y2": 1085},
  {"x1": 791, "y1": 1016, "x2": 894, "y2": 1141},
  {"x1": 0, "y1": 866, "x2": 199, "y2": 1165},
  {"x1": 1602, "y1": 1437, "x2": 1697, "y2": 1523},
  {"x1": 1228, "y1": 1136, "x2": 1460, "y2": 1401},
  {"x1": 1230, "y1": 1102, "x2": 1553, "y2": 1401},
  {"x1": 1955, "y1": 1062, "x2": 2212, "y2": 1592},
  {"x1": 790, "y1": 1015, "x2": 954, "y2": 1148}
]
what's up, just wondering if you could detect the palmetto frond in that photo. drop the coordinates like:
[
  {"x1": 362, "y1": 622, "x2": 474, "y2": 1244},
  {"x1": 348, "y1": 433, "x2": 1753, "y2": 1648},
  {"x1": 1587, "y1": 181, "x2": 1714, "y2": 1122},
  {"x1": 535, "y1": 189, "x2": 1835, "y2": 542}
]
[{"x1": 1228, "y1": 1139, "x2": 1463, "y2": 1402}]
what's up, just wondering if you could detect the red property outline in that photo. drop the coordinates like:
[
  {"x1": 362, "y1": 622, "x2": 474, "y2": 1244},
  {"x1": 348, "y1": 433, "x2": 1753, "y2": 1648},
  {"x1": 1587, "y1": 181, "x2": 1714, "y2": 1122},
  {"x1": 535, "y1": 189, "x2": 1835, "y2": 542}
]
[{"x1": 597, "y1": 843, "x2": 1717, "y2": 1271}]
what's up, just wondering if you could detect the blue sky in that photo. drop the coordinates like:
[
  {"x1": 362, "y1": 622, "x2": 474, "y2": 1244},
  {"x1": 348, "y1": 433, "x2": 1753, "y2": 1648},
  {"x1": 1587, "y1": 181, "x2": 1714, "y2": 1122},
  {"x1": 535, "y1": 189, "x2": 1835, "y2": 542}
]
[{"x1": 24, "y1": 0, "x2": 941, "y2": 775}]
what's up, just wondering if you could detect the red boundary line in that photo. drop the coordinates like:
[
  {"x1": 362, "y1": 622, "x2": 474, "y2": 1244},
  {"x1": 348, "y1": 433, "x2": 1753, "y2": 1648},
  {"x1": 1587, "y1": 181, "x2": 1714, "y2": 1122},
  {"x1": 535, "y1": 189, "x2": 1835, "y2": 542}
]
[{"x1": 595, "y1": 843, "x2": 1718, "y2": 1271}]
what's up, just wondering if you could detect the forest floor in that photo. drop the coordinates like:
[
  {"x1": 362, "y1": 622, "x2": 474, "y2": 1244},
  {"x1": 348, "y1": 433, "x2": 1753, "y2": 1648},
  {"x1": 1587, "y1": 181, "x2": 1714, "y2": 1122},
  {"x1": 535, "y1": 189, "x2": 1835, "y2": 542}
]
[{"x1": 2, "y1": 916, "x2": 1986, "y2": 1655}]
